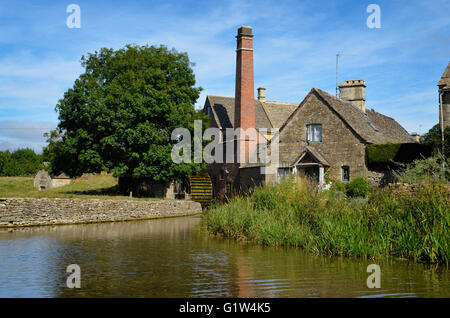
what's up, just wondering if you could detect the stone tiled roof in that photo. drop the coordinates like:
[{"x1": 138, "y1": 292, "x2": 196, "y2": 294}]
[
  {"x1": 260, "y1": 101, "x2": 298, "y2": 128},
  {"x1": 299, "y1": 147, "x2": 330, "y2": 166},
  {"x1": 54, "y1": 172, "x2": 70, "y2": 179},
  {"x1": 207, "y1": 87, "x2": 415, "y2": 145},
  {"x1": 310, "y1": 88, "x2": 415, "y2": 144},
  {"x1": 438, "y1": 62, "x2": 450, "y2": 88},
  {"x1": 206, "y1": 96, "x2": 297, "y2": 130}
]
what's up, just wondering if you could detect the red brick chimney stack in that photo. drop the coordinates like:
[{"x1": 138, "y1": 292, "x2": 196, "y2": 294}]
[{"x1": 234, "y1": 26, "x2": 255, "y2": 130}]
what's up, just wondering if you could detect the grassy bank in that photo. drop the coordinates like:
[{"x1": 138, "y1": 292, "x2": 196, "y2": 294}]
[
  {"x1": 203, "y1": 178, "x2": 449, "y2": 265},
  {"x1": 0, "y1": 175, "x2": 158, "y2": 201}
]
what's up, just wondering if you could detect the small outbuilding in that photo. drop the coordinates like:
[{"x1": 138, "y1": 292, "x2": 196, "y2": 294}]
[
  {"x1": 34, "y1": 170, "x2": 53, "y2": 190},
  {"x1": 33, "y1": 171, "x2": 72, "y2": 190}
]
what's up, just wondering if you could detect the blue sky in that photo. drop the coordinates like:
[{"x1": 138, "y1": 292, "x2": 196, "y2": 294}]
[{"x1": 0, "y1": 0, "x2": 449, "y2": 152}]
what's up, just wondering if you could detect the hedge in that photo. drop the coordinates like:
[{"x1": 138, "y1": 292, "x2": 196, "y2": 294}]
[{"x1": 366, "y1": 142, "x2": 431, "y2": 166}]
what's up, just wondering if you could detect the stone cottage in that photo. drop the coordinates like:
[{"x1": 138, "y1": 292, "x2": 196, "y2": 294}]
[{"x1": 204, "y1": 26, "x2": 416, "y2": 199}]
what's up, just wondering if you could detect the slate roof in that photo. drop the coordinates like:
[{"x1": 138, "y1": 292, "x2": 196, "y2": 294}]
[{"x1": 438, "y1": 62, "x2": 450, "y2": 89}]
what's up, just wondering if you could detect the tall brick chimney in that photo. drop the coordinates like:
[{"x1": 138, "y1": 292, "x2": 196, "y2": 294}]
[{"x1": 234, "y1": 26, "x2": 255, "y2": 130}]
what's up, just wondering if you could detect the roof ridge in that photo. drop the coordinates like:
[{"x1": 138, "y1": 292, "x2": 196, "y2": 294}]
[{"x1": 207, "y1": 94, "x2": 298, "y2": 105}]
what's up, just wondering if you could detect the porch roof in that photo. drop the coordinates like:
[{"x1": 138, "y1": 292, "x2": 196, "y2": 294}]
[{"x1": 293, "y1": 147, "x2": 330, "y2": 167}]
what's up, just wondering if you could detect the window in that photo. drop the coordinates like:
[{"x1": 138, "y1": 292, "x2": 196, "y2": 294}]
[
  {"x1": 277, "y1": 168, "x2": 292, "y2": 183},
  {"x1": 226, "y1": 182, "x2": 232, "y2": 195},
  {"x1": 342, "y1": 166, "x2": 350, "y2": 182},
  {"x1": 206, "y1": 106, "x2": 211, "y2": 116},
  {"x1": 306, "y1": 124, "x2": 322, "y2": 142}
]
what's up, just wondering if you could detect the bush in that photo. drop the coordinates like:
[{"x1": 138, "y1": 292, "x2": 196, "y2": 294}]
[
  {"x1": 330, "y1": 181, "x2": 347, "y2": 194},
  {"x1": 394, "y1": 153, "x2": 449, "y2": 184},
  {"x1": 366, "y1": 142, "x2": 431, "y2": 166},
  {"x1": 345, "y1": 176, "x2": 371, "y2": 198}
]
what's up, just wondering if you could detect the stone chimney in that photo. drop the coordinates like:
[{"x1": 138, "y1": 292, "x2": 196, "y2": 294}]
[
  {"x1": 257, "y1": 87, "x2": 266, "y2": 101},
  {"x1": 339, "y1": 80, "x2": 366, "y2": 113},
  {"x1": 410, "y1": 133, "x2": 420, "y2": 143},
  {"x1": 234, "y1": 26, "x2": 255, "y2": 130}
]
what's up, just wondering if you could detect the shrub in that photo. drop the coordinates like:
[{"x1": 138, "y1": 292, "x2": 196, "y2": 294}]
[
  {"x1": 330, "y1": 180, "x2": 347, "y2": 194},
  {"x1": 394, "y1": 153, "x2": 449, "y2": 184},
  {"x1": 345, "y1": 176, "x2": 371, "y2": 198}
]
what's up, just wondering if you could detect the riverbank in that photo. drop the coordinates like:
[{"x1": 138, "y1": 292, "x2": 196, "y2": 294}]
[
  {"x1": 0, "y1": 197, "x2": 202, "y2": 228},
  {"x1": 202, "y1": 178, "x2": 449, "y2": 265}
]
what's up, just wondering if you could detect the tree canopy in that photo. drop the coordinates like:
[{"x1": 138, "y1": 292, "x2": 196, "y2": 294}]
[
  {"x1": 44, "y1": 44, "x2": 207, "y2": 182},
  {"x1": 421, "y1": 123, "x2": 450, "y2": 158},
  {"x1": 0, "y1": 148, "x2": 43, "y2": 176}
]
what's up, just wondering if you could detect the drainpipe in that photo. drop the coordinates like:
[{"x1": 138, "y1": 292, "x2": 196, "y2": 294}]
[{"x1": 439, "y1": 91, "x2": 445, "y2": 168}]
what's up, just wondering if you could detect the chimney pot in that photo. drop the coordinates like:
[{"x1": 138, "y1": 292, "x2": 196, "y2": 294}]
[
  {"x1": 257, "y1": 87, "x2": 266, "y2": 101},
  {"x1": 237, "y1": 26, "x2": 253, "y2": 36}
]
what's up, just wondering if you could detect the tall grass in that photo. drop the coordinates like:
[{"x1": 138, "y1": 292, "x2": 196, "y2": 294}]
[{"x1": 202, "y1": 177, "x2": 449, "y2": 265}]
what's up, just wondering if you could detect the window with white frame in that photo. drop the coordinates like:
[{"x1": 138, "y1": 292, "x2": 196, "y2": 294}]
[{"x1": 306, "y1": 124, "x2": 322, "y2": 142}]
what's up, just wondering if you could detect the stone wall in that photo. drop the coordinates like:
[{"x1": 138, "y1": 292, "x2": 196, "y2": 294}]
[
  {"x1": 0, "y1": 198, "x2": 202, "y2": 228},
  {"x1": 387, "y1": 183, "x2": 450, "y2": 194}
]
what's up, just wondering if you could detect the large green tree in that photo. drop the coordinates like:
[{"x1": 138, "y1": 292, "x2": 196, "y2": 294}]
[{"x1": 44, "y1": 45, "x2": 207, "y2": 181}]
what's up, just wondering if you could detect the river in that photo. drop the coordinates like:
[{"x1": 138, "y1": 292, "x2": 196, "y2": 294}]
[{"x1": 0, "y1": 215, "x2": 448, "y2": 298}]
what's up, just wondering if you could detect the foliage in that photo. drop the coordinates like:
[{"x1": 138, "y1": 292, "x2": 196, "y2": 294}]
[
  {"x1": 345, "y1": 176, "x2": 371, "y2": 198},
  {"x1": 330, "y1": 180, "x2": 347, "y2": 194},
  {"x1": 203, "y1": 177, "x2": 450, "y2": 264},
  {"x1": 366, "y1": 142, "x2": 431, "y2": 166},
  {"x1": 0, "y1": 148, "x2": 43, "y2": 176},
  {"x1": 421, "y1": 124, "x2": 450, "y2": 158},
  {"x1": 44, "y1": 44, "x2": 208, "y2": 183},
  {"x1": 394, "y1": 153, "x2": 449, "y2": 184}
]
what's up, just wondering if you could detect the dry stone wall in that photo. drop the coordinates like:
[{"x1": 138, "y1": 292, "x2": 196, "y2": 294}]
[{"x1": 0, "y1": 198, "x2": 202, "y2": 228}]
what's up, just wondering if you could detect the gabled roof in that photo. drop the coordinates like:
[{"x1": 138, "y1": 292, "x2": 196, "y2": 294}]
[
  {"x1": 205, "y1": 95, "x2": 297, "y2": 130},
  {"x1": 296, "y1": 88, "x2": 415, "y2": 144},
  {"x1": 294, "y1": 147, "x2": 330, "y2": 166},
  {"x1": 207, "y1": 87, "x2": 415, "y2": 146},
  {"x1": 438, "y1": 62, "x2": 450, "y2": 89}
]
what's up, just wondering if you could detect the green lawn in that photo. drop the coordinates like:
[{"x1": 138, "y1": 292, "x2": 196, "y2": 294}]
[{"x1": 0, "y1": 174, "x2": 159, "y2": 200}]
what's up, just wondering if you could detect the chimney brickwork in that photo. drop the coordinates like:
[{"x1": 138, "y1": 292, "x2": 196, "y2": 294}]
[{"x1": 234, "y1": 26, "x2": 255, "y2": 130}]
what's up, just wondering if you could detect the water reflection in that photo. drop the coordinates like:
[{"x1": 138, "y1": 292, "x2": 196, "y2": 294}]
[{"x1": 0, "y1": 216, "x2": 448, "y2": 298}]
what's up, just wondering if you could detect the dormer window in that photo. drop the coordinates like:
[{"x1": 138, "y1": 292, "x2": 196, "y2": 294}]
[{"x1": 306, "y1": 124, "x2": 322, "y2": 142}]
